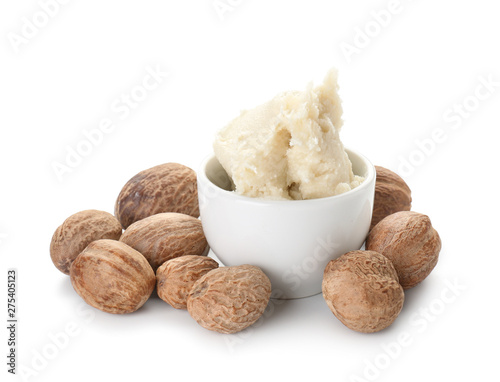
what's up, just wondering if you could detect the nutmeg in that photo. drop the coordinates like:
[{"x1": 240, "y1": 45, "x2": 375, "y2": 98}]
[
  {"x1": 115, "y1": 162, "x2": 199, "y2": 229},
  {"x1": 366, "y1": 211, "x2": 441, "y2": 289},
  {"x1": 322, "y1": 250, "x2": 404, "y2": 333},
  {"x1": 70, "y1": 239, "x2": 155, "y2": 314},
  {"x1": 50, "y1": 210, "x2": 122, "y2": 275},
  {"x1": 187, "y1": 265, "x2": 271, "y2": 334},
  {"x1": 120, "y1": 212, "x2": 209, "y2": 271},
  {"x1": 156, "y1": 255, "x2": 219, "y2": 309},
  {"x1": 370, "y1": 166, "x2": 412, "y2": 231}
]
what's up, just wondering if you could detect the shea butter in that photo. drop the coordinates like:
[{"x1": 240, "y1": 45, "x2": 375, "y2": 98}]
[{"x1": 214, "y1": 69, "x2": 363, "y2": 200}]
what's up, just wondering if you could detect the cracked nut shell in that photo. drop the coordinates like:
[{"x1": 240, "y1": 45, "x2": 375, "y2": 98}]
[
  {"x1": 187, "y1": 265, "x2": 271, "y2": 334},
  {"x1": 370, "y1": 166, "x2": 412, "y2": 231},
  {"x1": 70, "y1": 239, "x2": 155, "y2": 314},
  {"x1": 322, "y1": 250, "x2": 404, "y2": 333},
  {"x1": 50, "y1": 210, "x2": 122, "y2": 275},
  {"x1": 120, "y1": 212, "x2": 209, "y2": 272},
  {"x1": 114, "y1": 162, "x2": 199, "y2": 229},
  {"x1": 366, "y1": 211, "x2": 441, "y2": 289},
  {"x1": 156, "y1": 255, "x2": 219, "y2": 309}
]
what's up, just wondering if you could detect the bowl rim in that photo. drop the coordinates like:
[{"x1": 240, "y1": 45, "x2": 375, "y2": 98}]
[{"x1": 198, "y1": 147, "x2": 376, "y2": 206}]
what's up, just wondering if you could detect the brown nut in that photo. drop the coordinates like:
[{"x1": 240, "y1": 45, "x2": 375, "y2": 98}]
[
  {"x1": 70, "y1": 239, "x2": 155, "y2": 314},
  {"x1": 50, "y1": 210, "x2": 122, "y2": 275},
  {"x1": 187, "y1": 265, "x2": 271, "y2": 334},
  {"x1": 120, "y1": 212, "x2": 209, "y2": 272},
  {"x1": 156, "y1": 255, "x2": 219, "y2": 309},
  {"x1": 366, "y1": 211, "x2": 441, "y2": 289},
  {"x1": 322, "y1": 250, "x2": 404, "y2": 333},
  {"x1": 115, "y1": 162, "x2": 199, "y2": 229},
  {"x1": 370, "y1": 166, "x2": 412, "y2": 231}
]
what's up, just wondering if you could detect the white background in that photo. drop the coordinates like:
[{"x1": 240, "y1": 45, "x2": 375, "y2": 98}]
[{"x1": 1, "y1": 1, "x2": 499, "y2": 381}]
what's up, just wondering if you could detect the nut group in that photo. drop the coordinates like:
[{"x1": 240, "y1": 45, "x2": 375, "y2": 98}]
[
  {"x1": 322, "y1": 165, "x2": 441, "y2": 333},
  {"x1": 50, "y1": 162, "x2": 272, "y2": 334},
  {"x1": 50, "y1": 161, "x2": 441, "y2": 336}
]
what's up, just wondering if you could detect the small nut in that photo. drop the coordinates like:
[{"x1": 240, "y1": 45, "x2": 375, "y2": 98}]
[
  {"x1": 50, "y1": 210, "x2": 122, "y2": 275},
  {"x1": 322, "y1": 250, "x2": 404, "y2": 333},
  {"x1": 370, "y1": 166, "x2": 412, "y2": 231},
  {"x1": 70, "y1": 239, "x2": 155, "y2": 314},
  {"x1": 187, "y1": 265, "x2": 271, "y2": 334},
  {"x1": 120, "y1": 212, "x2": 209, "y2": 271},
  {"x1": 366, "y1": 211, "x2": 441, "y2": 289},
  {"x1": 115, "y1": 163, "x2": 199, "y2": 229},
  {"x1": 156, "y1": 255, "x2": 219, "y2": 309}
]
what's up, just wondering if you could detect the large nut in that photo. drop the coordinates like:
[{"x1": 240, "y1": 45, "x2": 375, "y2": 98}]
[
  {"x1": 370, "y1": 166, "x2": 412, "y2": 231},
  {"x1": 70, "y1": 239, "x2": 155, "y2": 314},
  {"x1": 187, "y1": 265, "x2": 271, "y2": 334},
  {"x1": 322, "y1": 250, "x2": 404, "y2": 333},
  {"x1": 120, "y1": 212, "x2": 209, "y2": 271},
  {"x1": 156, "y1": 255, "x2": 219, "y2": 309},
  {"x1": 366, "y1": 211, "x2": 441, "y2": 289},
  {"x1": 115, "y1": 163, "x2": 199, "y2": 229},
  {"x1": 50, "y1": 210, "x2": 122, "y2": 275}
]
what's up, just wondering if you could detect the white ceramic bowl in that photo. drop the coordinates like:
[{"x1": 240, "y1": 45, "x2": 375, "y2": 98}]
[{"x1": 197, "y1": 148, "x2": 376, "y2": 299}]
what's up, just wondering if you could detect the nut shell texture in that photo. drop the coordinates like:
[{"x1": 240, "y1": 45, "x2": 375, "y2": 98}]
[
  {"x1": 322, "y1": 250, "x2": 404, "y2": 333},
  {"x1": 370, "y1": 166, "x2": 412, "y2": 231},
  {"x1": 70, "y1": 239, "x2": 155, "y2": 314},
  {"x1": 115, "y1": 163, "x2": 199, "y2": 229},
  {"x1": 156, "y1": 255, "x2": 219, "y2": 309},
  {"x1": 187, "y1": 265, "x2": 271, "y2": 334},
  {"x1": 50, "y1": 210, "x2": 122, "y2": 275},
  {"x1": 366, "y1": 211, "x2": 441, "y2": 289},
  {"x1": 120, "y1": 212, "x2": 209, "y2": 271}
]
